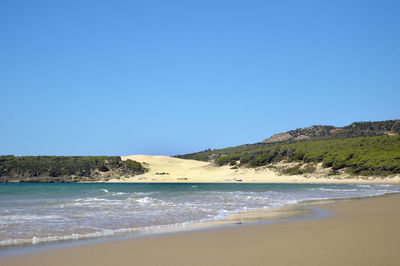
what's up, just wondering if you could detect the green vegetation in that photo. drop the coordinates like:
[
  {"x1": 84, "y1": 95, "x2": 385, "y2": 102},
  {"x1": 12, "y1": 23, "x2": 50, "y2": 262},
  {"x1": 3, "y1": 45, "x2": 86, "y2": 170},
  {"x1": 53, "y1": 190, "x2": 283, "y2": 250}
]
[
  {"x1": 281, "y1": 164, "x2": 317, "y2": 175},
  {"x1": 325, "y1": 120, "x2": 400, "y2": 140},
  {"x1": 175, "y1": 143, "x2": 270, "y2": 162},
  {"x1": 177, "y1": 135, "x2": 400, "y2": 176},
  {"x1": 176, "y1": 120, "x2": 400, "y2": 176},
  {"x1": 262, "y1": 119, "x2": 400, "y2": 143},
  {"x1": 176, "y1": 120, "x2": 400, "y2": 162},
  {"x1": 0, "y1": 156, "x2": 147, "y2": 179},
  {"x1": 217, "y1": 136, "x2": 400, "y2": 176},
  {"x1": 125, "y1": 159, "x2": 146, "y2": 172},
  {"x1": 343, "y1": 120, "x2": 400, "y2": 134}
]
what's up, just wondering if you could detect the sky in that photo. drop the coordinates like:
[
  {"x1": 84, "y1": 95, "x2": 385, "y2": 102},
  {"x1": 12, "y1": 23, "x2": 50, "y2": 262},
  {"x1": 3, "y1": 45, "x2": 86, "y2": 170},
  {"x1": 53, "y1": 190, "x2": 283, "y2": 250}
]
[{"x1": 0, "y1": 0, "x2": 399, "y2": 156}]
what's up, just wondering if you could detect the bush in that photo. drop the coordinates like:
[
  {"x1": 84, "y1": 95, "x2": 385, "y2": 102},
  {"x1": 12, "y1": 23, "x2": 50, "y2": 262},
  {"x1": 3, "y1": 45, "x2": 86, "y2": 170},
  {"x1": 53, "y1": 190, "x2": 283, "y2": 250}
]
[
  {"x1": 125, "y1": 159, "x2": 145, "y2": 172},
  {"x1": 0, "y1": 156, "x2": 147, "y2": 178},
  {"x1": 181, "y1": 135, "x2": 400, "y2": 176}
]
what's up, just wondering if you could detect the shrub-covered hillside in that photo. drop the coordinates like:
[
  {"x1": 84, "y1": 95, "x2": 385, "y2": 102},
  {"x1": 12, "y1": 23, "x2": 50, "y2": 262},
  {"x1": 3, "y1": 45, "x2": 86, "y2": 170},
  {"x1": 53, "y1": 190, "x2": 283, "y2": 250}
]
[
  {"x1": 263, "y1": 119, "x2": 400, "y2": 143},
  {"x1": 214, "y1": 136, "x2": 400, "y2": 176},
  {"x1": 176, "y1": 120, "x2": 400, "y2": 162},
  {"x1": 175, "y1": 120, "x2": 400, "y2": 177},
  {"x1": 0, "y1": 156, "x2": 147, "y2": 182}
]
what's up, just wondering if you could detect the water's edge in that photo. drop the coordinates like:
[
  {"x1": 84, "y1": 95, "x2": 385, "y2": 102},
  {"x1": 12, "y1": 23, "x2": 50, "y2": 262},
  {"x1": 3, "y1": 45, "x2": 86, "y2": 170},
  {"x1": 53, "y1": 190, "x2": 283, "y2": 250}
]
[{"x1": 1, "y1": 191, "x2": 398, "y2": 258}]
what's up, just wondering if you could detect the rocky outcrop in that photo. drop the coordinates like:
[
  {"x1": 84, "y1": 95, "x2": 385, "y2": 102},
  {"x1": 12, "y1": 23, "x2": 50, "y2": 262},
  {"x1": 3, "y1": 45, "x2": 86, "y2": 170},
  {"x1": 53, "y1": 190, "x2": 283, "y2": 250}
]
[
  {"x1": 263, "y1": 125, "x2": 335, "y2": 143},
  {"x1": 264, "y1": 132, "x2": 292, "y2": 143},
  {"x1": 262, "y1": 120, "x2": 400, "y2": 144}
]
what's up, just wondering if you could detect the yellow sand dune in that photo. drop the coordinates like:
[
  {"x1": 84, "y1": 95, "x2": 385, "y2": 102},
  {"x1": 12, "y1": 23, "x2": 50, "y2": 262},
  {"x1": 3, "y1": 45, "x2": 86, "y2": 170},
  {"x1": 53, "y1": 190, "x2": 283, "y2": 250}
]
[{"x1": 106, "y1": 155, "x2": 400, "y2": 183}]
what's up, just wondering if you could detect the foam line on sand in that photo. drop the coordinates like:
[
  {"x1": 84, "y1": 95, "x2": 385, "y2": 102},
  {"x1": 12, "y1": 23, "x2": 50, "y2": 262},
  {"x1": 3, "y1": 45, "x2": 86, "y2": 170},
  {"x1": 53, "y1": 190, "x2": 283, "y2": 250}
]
[{"x1": 2, "y1": 194, "x2": 400, "y2": 266}]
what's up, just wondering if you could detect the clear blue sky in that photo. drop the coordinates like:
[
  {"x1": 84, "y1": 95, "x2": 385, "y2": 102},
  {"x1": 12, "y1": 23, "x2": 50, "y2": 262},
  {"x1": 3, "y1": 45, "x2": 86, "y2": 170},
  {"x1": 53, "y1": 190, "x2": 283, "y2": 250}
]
[{"x1": 1, "y1": 0, "x2": 399, "y2": 156}]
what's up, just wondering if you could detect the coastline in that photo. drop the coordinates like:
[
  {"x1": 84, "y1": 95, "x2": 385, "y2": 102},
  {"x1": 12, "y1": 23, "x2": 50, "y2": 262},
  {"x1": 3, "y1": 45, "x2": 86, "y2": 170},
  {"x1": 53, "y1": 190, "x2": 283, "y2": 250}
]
[
  {"x1": 2, "y1": 194, "x2": 400, "y2": 265},
  {"x1": 0, "y1": 198, "x2": 315, "y2": 255},
  {"x1": 105, "y1": 155, "x2": 400, "y2": 184}
]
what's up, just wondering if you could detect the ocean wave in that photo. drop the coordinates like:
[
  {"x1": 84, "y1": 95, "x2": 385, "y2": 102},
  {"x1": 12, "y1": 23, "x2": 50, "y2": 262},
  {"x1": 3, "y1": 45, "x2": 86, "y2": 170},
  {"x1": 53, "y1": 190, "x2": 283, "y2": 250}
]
[
  {"x1": 0, "y1": 215, "x2": 63, "y2": 225},
  {"x1": 57, "y1": 197, "x2": 122, "y2": 207},
  {"x1": 133, "y1": 197, "x2": 175, "y2": 207},
  {"x1": 2, "y1": 183, "x2": 400, "y2": 249},
  {"x1": 0, "y1": 220, "x2": 202, "y2": 247},
  {"x1": 100, "y1": 189, "x2": 128, "y2": 196},
  {"x1": 113, "y1": 192, "x2": 127, "y2": 195},
  {"x1": 356, "y1": 185, "x2": 371, "y2": 188},
  {"x1": 307, "y1": 188, "x2": 359, "y2": 192},
  {"x1": 74, "y1": 197, "x2": 111, "y2": 202},
  {"x1": 0, "y1": 230, "x2": 116, "y2": 247}
]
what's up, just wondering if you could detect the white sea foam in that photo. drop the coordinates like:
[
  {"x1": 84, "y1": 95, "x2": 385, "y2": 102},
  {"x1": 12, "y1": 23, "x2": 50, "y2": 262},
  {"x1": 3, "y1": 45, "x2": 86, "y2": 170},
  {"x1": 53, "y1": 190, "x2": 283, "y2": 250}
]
[
  {"x1": 0, "y1": 214, "x2": 62, "y2": 222},
  {"x1": 313, "y1": 188, "x2": 359, "y2": 192},
  {"x1": 357, "y1": 185, "x2": 371, "y2": 188},
  {"x1": 135, "y1": 197, "x2": 175, "y2": 207},
  {"x1": 1, "y1": 183, "x2": 400, "y2": 248},
  {"x1": 0, "y1": 220, "x2": 211, "y2": 247},
  {"x1": 113, "y1": 192, "x2": 127, "y2": 195}
]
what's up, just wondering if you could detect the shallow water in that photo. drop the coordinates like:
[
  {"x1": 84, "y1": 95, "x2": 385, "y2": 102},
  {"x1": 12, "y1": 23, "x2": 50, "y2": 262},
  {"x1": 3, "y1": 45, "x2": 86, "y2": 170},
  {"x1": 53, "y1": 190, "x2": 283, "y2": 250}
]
[{"x1": 1, "y1": 183, "x2": 399, "y2": 247}]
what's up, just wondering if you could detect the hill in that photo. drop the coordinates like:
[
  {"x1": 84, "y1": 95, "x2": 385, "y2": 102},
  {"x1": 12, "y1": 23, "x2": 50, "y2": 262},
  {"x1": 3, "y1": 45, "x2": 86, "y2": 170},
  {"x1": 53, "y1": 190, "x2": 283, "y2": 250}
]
[
  {"x1": 263, "y1": 120, "x2": 400, "y2": 143},
  {"x1": 175, "y1": 120, "x2": 400, "y2": 177},
  {"x1": 0, "y1": 156, "x2": 147, "y2": 182}
]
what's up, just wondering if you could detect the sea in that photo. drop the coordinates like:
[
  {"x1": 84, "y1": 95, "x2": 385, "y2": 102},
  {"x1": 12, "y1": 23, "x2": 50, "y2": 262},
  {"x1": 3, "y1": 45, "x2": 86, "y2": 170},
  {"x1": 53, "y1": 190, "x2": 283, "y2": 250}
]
[{"x1": 1, "y1": 183, "x2": 400, "y2": 249}]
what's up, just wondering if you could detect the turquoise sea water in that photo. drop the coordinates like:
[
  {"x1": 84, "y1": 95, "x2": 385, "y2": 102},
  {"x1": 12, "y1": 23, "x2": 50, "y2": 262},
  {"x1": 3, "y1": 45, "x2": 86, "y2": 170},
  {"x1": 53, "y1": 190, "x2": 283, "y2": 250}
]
[{"x1": 1, "y1": 183, "x2": 400, "y2": 248}]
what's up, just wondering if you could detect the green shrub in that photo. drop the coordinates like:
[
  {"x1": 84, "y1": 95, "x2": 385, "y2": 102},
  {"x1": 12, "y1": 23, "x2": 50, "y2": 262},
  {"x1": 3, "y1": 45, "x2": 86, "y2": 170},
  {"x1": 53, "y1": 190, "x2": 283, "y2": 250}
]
[
  {"x1": 0, "y1": 156, "x2": 147, "y2": 178},
  {"x1": 125, "y1": 159, "x2": 145, "y2": 172},
  {"x1": 178, "y1": 135, "x2": 400, "y2": 176}
]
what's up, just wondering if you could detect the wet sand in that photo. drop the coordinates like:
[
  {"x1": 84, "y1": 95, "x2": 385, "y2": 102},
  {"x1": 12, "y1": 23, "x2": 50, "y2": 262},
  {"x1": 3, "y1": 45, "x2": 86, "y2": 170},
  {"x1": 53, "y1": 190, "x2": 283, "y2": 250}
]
[{"x1": 2, "y1": 194, "x2": 400, "y2": 266}]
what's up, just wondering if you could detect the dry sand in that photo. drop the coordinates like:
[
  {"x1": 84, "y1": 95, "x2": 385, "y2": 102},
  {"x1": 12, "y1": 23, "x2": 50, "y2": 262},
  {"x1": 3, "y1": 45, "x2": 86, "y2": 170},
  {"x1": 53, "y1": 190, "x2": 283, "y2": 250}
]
[
  {"x1": 109, "y1": 155, "x2": 400, "y2": 184},
  {"x1": 2, "y1": 194, "x2": 400, "y2": 266}
]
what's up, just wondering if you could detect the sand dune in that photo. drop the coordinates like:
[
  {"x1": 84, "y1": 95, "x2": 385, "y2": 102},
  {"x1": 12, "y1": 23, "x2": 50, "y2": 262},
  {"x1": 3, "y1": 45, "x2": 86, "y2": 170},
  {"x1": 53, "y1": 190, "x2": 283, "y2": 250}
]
[{"x1": 106, "y1": 155, "x2": 400, "y2": 184}]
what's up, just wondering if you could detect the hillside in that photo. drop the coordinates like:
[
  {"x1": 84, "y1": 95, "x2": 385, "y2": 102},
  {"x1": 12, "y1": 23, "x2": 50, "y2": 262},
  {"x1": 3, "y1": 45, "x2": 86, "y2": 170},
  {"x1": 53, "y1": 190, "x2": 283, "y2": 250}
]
[
  {"x1": 263, "y1": 120, "x2": 400, "y2": 143},
  {"x1": 176, "y1": 120, "x2": 400, "y2": 177},
  {"x1": 0, "y1": 156, "x2": 147, "y2": 182}
]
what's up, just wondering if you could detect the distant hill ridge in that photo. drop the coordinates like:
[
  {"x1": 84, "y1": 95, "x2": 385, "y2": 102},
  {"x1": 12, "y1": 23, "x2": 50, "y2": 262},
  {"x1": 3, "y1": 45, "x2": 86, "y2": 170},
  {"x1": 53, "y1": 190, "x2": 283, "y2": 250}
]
[
  {"x1": 263, "y1": 120, "x2": 400, "y2": 143},
  {"x1": 175, "y1": 119, "x2": 400, "y2": 177}
]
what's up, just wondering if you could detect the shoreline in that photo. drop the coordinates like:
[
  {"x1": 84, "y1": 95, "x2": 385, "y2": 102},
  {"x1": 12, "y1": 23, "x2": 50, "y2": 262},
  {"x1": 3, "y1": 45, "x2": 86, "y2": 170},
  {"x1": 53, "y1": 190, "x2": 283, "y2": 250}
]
[
  {"x1": 1, "y1": 183, "x2": 397, "y2": 252},
  {"x1": 0, "y1": 191, "x2": 326, "y2": 253},
  {"x1": 2, "y1": 194, "x2": 400, "y2": 265},
  {"x1": 2, "y1": 193, "x2": 400, "y2": 265},
  {"x1": 0, "y1": 201, "x2": 316, "y2": 256}
]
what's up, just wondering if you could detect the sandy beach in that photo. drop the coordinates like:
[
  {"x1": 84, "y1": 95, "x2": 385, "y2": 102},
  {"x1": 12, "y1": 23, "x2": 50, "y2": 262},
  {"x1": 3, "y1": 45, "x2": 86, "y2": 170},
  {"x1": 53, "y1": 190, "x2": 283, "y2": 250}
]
[
  {"x1": 109, "y1": 155, "x2": 400, "y2": 184},
  {"x1": 2, "y1": 194, "x2": 400, "y2": 266}
]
